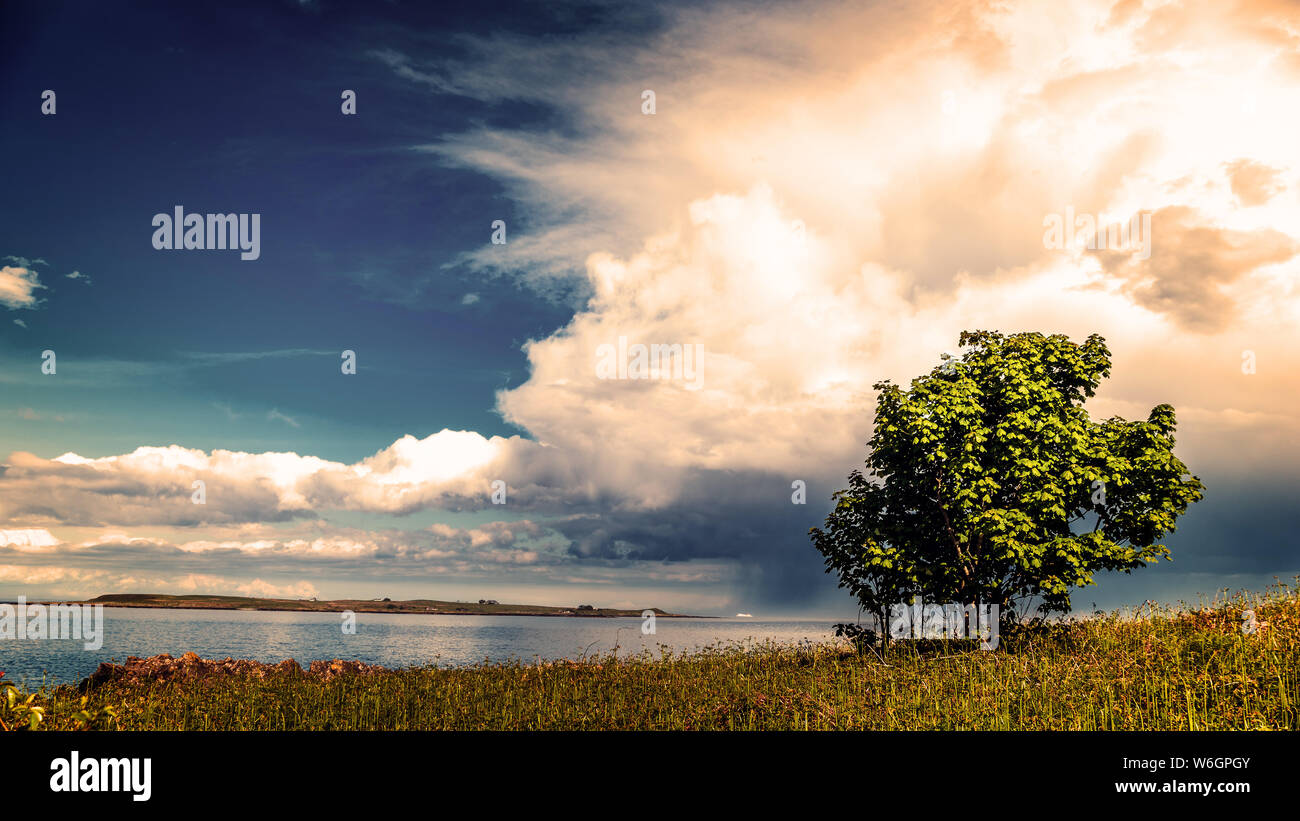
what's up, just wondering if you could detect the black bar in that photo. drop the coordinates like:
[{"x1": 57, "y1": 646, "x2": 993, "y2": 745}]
[{"x1": 7, "y1": 731, "x2": 1286, "y2": 808}]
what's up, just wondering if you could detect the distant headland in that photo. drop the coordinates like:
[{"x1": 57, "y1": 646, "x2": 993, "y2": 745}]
[{"x1": 52, "y1": 593, "x2": 709, "y2": 619}]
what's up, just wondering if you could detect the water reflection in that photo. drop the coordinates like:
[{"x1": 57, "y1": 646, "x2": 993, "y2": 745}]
[{"x1": 0, "y1": 607, "x2": 836, "y2": 686}]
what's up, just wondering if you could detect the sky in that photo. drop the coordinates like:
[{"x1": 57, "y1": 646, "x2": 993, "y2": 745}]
[{"x1": 1, "y1": 0, "x2": 1297, "y2": 618}]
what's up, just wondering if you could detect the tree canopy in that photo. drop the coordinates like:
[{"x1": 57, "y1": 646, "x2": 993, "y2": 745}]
[{"x1": 810, "y1": 330, "x2": 1204, "y2": 626}]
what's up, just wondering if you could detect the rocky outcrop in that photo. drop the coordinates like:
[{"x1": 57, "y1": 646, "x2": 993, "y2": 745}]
[{"x1": 80, "y1": 652, "x2": 387, "y2": 690}]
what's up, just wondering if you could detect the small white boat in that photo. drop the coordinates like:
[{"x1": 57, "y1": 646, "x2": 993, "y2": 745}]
[{"x1": 735, "y1": 612, "x2": 753, "y2": 618}]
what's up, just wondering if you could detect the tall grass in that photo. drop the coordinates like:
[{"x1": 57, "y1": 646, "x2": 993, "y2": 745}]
[{"x1": 7, "y1": 583, "x2": 1298, "y2": 731}]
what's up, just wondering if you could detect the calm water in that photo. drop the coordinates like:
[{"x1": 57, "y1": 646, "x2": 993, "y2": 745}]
[{"x1": 0, "y1": 607, "x2": 836, "y2": 686}]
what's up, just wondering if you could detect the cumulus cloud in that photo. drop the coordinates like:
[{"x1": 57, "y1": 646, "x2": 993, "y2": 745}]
[
  {"x1": 0, "y1": 528, "x2": 60, "y2": 551},
  {"x1": 0, "y1": 563, "x2": 320, "y2": 601},
  {"x1": 0, "y1": 432, "x2": 577, "y2": 526},
  {"x1": 0, "y1": 264, "x2": 44, "y2": 309},
  {"x1": 0, "y1": 519, "x2": 570, "y2": 597},
  {"x1": 2, "y1": 256, "x2": 47, "y2": 268},
  {"x1": 1091, "y1": 206, "x2": 1297, "y2": 330},
  {"x1": 1223, "y1": 159, "x2": 1287, "y2": 207}
]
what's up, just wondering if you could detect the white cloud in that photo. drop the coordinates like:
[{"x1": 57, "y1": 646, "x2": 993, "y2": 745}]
[
  {"x1": 0, "y1": 265, "x2": 44, "y2": 309},
  {"x1": 0, "y1": 564, "x2": 319, "y2": 600},
  {"x1": 0, "y1": 528, "x2": 60, "y2": 551},
  {"x1": 0, "y1": 433, "x2": 562, "y2": 524},
  {"x1": 267, "y1": 408, "x2": 301, "y2": 428}
]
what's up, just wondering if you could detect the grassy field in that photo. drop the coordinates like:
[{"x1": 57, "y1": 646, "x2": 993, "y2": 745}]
[{"x1": 5, "y1": 583, "x2": 1297, "y2": 731}]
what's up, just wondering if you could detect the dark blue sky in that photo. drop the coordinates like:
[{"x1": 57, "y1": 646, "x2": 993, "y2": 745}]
[{"x1": 0, "y1": 0, "x2": 614, "y2": 461}]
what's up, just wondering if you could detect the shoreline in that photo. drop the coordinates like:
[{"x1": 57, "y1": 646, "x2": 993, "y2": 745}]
[
  {"x1": 85, "y1": 603, "x2": 712, "y2": 618},
  {"x1": 31, "y1": 594, "x2": 713, "y2": 619}
]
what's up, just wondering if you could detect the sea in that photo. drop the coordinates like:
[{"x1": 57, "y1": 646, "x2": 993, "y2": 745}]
[{"x1": 0, "y1": 606, "x2": 838, "y2": 686}]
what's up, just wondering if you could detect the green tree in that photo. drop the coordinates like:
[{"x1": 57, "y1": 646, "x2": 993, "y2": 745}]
[{"x1": 810, "y1": 331, "x2": 1204, "y2": 632}]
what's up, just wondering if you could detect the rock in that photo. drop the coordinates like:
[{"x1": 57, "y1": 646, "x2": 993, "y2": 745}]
[{"x1": 79, "y1": 653, "x2": 388, "y2": 690}]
